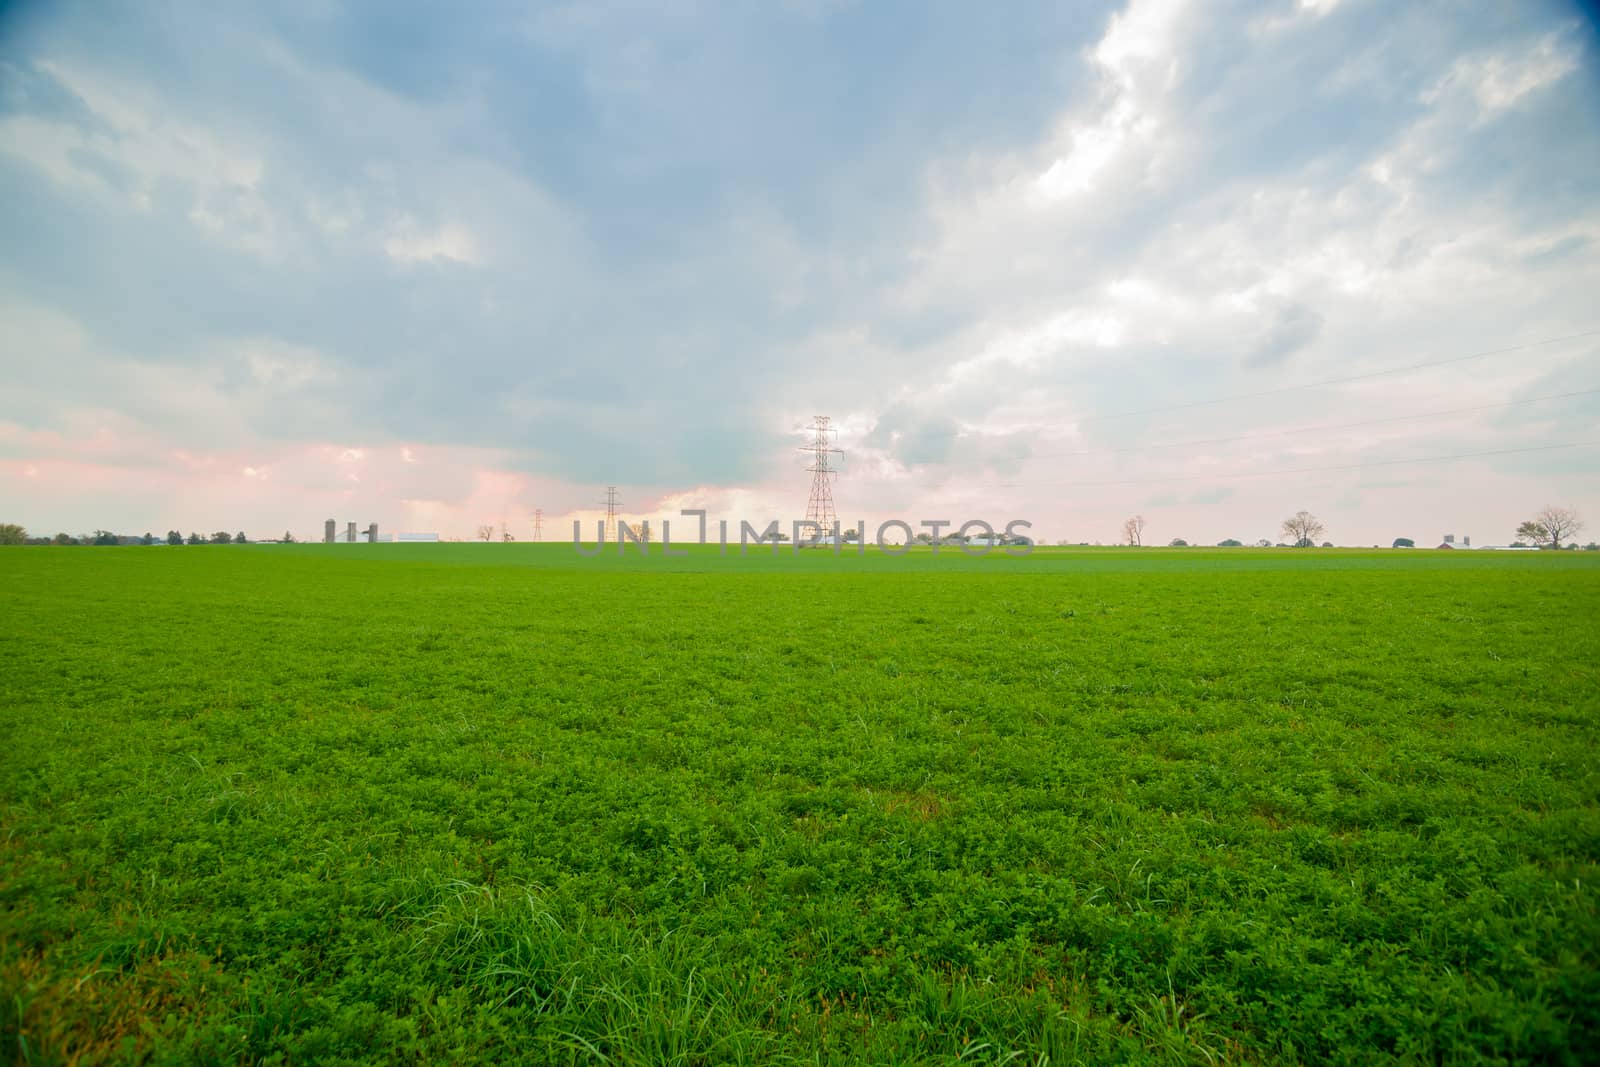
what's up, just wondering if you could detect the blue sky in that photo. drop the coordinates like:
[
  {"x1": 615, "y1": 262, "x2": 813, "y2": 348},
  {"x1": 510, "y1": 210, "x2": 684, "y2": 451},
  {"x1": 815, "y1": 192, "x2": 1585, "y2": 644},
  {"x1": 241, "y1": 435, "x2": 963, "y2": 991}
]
[{"x1": 2, "y1": 0, "x2": 1598, "y2": 545}]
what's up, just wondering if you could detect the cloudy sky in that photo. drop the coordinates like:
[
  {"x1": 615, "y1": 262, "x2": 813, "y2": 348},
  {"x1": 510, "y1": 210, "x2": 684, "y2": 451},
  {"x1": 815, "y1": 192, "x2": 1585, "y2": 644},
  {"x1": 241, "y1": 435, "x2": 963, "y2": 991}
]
[{"x1": 2, "y1": 0, "x2": 1598, "y2": 546}]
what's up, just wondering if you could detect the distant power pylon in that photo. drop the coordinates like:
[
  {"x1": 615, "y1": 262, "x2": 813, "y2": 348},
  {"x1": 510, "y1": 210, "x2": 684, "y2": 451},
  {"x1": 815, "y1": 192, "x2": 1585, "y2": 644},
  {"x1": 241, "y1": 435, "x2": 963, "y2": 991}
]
[
  {"x1": 603, "y1": 486, "x2": 621, "y2": 539},
  {"x1": 800, "y1": 415, "x2": 841, "y2": 534},
  {"x1": 532, "y1": 509, "x2": 543, "y2": 542}
]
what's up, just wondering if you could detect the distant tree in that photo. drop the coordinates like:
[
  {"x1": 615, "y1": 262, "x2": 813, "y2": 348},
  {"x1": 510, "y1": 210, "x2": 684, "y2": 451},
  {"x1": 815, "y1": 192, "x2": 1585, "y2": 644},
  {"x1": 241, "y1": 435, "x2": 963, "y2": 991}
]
[
  {"x1": 1122, "y1": 515, "x2": 1146, "y2": 547},
  {"x1": 842, "y1": 528, "x2": 861, "y2": 543},
  {"x1": 186, "y1": 532, "x2": 203, "y2": 545},
  {"x1": 52, "y1": 532, "x2": 76, "y2": 545},
  {"x1": 477, "y1": 524, "x2": 495, "y2": 542},
  {"x1": 1256, "y1": 539, "x2": 1273, "y2": 548},
  {"x1": 167, "y1": 530, "x2": 183, "y2": 545},
  {"x1": 1586, "y1": 542, "x2": 1599, "y2": 552},
  {"x1": 501, "y1": 527, "x2": 515, "y2": 542},
  {"x1": 1392, "y1": 537, "x2": 1414, "y2": 548},
  {"x1": 1169, "y1": 538, "x2": 1188, "y2": 547},
  {"x1": 92, "y1": 530, "x2": 118, "y2": 546},
  {"x1": 1321, "y1": 541, "x2": 1334, "y2": 548},
  {"x1": 1217, "y1": 538, "x2": 1243, "y2": 547},
  {"x1": 1281, "y1": 511, "x2": 1325, "y2": 547},
  {"x1": 211, "y1": 531, "x2": 232, "y2": 544},
  {"x1": 141, "y1": 532, "x2": 154, "y2": 546},
  {"x1": 0, "y1": 523, "x2": 25, "y2": 546},
  {"x1": 1518, "y1": 506, "x2": 1583, "y2": 550},
  {"x1": 283, "y1": 530, "x2": 295, "y2": 543},
  {"x1": 236, "y1": 531, "x2": 248, "y2": 544}
]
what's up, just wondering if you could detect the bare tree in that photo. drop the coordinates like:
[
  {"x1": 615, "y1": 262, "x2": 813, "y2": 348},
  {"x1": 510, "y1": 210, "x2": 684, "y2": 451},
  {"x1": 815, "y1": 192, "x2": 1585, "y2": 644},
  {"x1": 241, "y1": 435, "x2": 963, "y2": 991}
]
[
  {"x1": 1121, "y1": 515, "x2": 1146, "y2": 547},
  {"x1": 1281, "y1": 510, "x2": 1325, "y2": 547},
  {"x1": 477, "y1": 524, "x2": 495, "y2": 542},
  {"x1": 1521, "y1": 506, "x2": 1583, "y2": 550}
]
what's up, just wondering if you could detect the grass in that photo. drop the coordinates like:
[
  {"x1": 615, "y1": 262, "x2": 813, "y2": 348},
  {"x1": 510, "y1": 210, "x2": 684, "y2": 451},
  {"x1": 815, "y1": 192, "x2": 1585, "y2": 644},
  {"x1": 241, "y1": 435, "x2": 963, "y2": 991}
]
[{"x1": 2, "y1": 543, "x2": 1597, "y2": 1064}]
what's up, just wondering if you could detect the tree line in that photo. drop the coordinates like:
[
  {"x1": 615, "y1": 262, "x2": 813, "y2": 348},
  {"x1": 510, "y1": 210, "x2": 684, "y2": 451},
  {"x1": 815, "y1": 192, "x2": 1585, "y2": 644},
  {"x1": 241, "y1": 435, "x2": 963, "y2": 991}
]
[
  {"x1": 3, "y1": 507, "x2": 1592, "y2": 550},
  {"x1": 0, "y1": 525, "x2": 267, "y2": 546},
  {"x1": 1115, "y1": 506, "x2": 1590, "y2": 550}
]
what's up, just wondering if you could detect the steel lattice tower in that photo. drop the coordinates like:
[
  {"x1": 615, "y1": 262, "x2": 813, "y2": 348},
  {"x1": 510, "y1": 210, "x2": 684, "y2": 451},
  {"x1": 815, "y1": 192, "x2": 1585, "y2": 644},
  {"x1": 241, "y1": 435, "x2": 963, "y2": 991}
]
[
  {"x1": 603, "y1": 486, "x2": 621, "y2": 539},
  {"x1": 800, "y1": 415, "x2": 842, "y2": 533},
  {"x1": 532, "y1": 509, "x2": 543, "y2": 542}
]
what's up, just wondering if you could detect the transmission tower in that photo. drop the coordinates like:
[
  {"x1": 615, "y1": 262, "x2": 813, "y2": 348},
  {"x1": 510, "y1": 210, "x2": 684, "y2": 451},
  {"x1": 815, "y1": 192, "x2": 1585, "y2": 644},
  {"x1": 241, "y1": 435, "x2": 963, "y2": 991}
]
[
  {"x1": 603, "y1": 486, "x2": 621, "y2": 539},
  {"x1": 800, "y1": 415, "x2": 842, "y2": 534},
  {"x1": 532, "y1": 509, "x2": 543, "y2": 542}
]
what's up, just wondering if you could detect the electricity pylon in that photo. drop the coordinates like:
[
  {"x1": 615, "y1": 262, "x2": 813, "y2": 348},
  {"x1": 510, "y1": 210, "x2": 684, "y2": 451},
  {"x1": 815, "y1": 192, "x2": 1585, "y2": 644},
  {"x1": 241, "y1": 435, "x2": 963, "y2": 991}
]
[
  {"x1": 800, "y1": 415, "x2": 841, "y2": 534},
  {"x1": 603, "y1": 486, "x2": 621, "y2": 540}
]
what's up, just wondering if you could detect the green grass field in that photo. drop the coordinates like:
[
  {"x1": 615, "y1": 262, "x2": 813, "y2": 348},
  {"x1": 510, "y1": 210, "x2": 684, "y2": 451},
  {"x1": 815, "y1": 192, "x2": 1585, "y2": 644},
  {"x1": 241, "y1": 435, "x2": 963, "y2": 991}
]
[{"x1": 2, "y1": 544, "x2": 1597, "y2": 1064}]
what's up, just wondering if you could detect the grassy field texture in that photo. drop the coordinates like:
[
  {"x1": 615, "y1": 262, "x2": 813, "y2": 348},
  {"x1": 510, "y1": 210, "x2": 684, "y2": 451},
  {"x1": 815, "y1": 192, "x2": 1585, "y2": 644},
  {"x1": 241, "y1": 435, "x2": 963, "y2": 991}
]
[{"x1": 2, "y1": 545, "x2": 1598, "y2": 1064}]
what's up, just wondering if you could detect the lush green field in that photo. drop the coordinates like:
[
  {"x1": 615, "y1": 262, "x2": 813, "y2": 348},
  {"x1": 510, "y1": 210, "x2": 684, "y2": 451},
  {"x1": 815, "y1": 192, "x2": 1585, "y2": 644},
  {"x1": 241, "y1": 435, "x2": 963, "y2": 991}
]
[{"x1": 2, "y1": 544, "x2": 1598, "y2": 1064}]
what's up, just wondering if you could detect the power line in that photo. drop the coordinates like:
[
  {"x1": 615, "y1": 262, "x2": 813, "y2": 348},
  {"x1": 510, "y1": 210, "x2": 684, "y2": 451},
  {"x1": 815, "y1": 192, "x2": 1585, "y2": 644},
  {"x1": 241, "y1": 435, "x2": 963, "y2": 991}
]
[
  {"x1": 1074, "y1": 329, "x2": 1600, "y2": 425},
  {"x1": 875, "y1": 328, "x2": 1600, "y2": 449},
  {"x1": 944, "y1": 440, "x2": 1600, "y2": 491},
  {"x1": 903, "y1": 387, "x2": 1600, "y2": 465}
]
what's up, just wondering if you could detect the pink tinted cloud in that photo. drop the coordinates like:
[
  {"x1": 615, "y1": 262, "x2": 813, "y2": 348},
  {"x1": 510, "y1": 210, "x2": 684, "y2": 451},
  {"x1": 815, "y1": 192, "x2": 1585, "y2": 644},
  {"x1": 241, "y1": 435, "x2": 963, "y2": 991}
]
[{"x1": 0, "y1": 436, "x2": 581, "y2": 540}]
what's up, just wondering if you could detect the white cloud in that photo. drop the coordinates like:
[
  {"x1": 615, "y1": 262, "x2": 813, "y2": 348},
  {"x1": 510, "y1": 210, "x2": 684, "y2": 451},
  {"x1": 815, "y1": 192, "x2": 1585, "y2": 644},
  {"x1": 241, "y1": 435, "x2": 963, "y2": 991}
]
[
  {"x1": 241, "y1": 340, "x2": 336, "y2": 391},
  {"x1": 382, "y1": 218, "x2": 483, "y2": 265},
  {"x1": 1033, "y1": 0, "x2": 1187, "y2": 201},
  {"x1": 946, "y1": 310, "x2": 1128, "y2": 386},
  {"x1": 1423, "y1": 32, "x2": 1581, "y2": 120},
  {"x1": 1252, "y1": 0, "x2": 1343, "y2": 37}
]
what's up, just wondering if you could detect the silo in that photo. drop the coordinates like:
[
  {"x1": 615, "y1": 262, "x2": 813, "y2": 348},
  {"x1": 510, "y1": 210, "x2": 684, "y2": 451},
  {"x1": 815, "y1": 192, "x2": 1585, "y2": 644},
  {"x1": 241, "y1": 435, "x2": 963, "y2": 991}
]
[
  {"x1": 324, "y1": 519, "x2": 336, "y2": 544},
  {"x1": 346, "y1": 521, "x2": 356, "y2": 543}
]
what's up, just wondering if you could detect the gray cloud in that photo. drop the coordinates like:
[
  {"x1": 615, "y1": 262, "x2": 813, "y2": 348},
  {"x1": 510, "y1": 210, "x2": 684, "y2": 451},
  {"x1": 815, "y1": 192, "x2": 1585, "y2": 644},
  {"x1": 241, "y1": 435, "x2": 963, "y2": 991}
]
[{"x1": 1245, "y1": 302, "x2": 1326, "y2": 369}]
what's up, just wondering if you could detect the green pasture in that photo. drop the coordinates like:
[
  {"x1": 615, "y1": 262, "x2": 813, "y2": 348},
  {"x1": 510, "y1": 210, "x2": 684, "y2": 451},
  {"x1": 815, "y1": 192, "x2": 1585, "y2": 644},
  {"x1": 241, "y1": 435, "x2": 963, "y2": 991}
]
[{"x1": 2, "y1": 544, "x2": 1597, "y2": 1064}]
